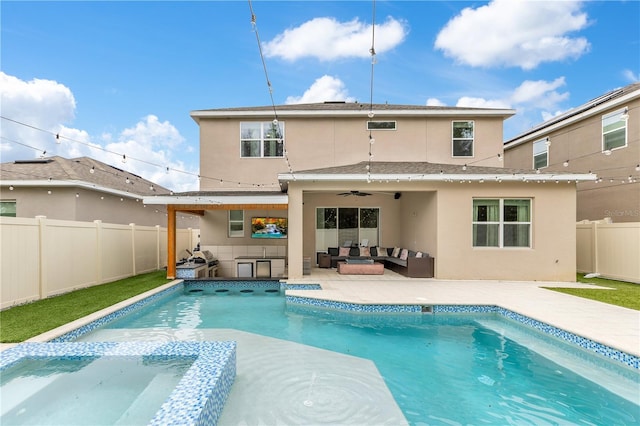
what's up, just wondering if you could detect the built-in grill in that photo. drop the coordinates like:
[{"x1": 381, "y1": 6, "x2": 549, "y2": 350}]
[{"x1": 191, "y1": 250, "x2": 218, "y2": 277}]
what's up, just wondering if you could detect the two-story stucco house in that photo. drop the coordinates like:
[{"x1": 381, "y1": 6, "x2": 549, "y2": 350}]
[
  {"x1": 146, "y1": 102, "x2": 594, "y2": 281},
  {"x1": 504, "y1": 82, "x2": 639, "y2": 223}
]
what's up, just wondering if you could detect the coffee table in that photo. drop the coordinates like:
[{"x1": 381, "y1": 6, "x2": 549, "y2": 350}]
[{"x1": 337, "y1": 261, "x2": 384, "y2": 275}]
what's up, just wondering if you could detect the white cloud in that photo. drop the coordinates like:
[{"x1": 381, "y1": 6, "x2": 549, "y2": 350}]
[
  {"x1": 622, "y1": 69, "x2": 639, "y2": 83},
  {"x1": 0, "y1": 72, "x2": 198, "y2": 192},
  {"x1": 285, "y1": 75, "x2": 355, "y2": 104},
  {"x1": 263, "y1": 16, "x2": 407, "y2": 61},
  {"x1": 434, "y1": 0, "x2": 590, "y2": 70},
  {"x1": 456, "y1": 97, "x2": 510, "y2": 109},
  {"x1": 510, "y1": 77, "x2": 569, "y2": 109},
  {"x1": 426, "y1": 98, "x2": 446, "y2": 107}
]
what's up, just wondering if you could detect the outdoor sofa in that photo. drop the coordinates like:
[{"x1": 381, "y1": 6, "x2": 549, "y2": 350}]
[{"x1": 325, "y1": 246, "x2": 434, "y2": 278}]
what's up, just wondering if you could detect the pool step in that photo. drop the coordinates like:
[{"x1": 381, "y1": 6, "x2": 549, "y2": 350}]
[{"x1": 114, "y1": 373, "x2": 179, "y2": 425}]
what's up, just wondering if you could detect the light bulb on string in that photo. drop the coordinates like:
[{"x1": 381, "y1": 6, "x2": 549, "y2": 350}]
[
  {"x1": 563, "y1": 160, "x2": 569, "y2": 167},
  {"x1": 55, "y1": 134, "x2": 61, "y2": 144},
  {"x1": 90, "y1": 166, "x2": 95, "y2": 174},
  {"x1": 122, "y1": 154, "x2": 127, "y2": 163}
]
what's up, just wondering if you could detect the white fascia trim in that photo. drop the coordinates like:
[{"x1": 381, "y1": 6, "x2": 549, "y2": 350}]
[
  {"x1": 504, "y1": 89, "x2": 639, "y2": 149},
  {"x1": 191, "y1": 108, "x2": 516, "y2": 120},
  {"x1": 142, "y1": 194, "x2": 289, "y2": 205},
  {"x1": 1, "y1": 180, "x2": 148, "y2": 199},
  {"x1": 278, "y1": 173, "x2": 597, "y2": 182}
]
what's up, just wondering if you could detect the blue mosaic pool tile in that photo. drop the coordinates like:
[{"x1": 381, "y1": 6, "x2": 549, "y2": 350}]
[
  {"x1": 286, "y1": 295, "x2": 422, "y2": 313},
  {"x1": 284, "y1": 283, "x2": 323, "y2": 290},
  {"x1": 1, "y1": 341, "x2": 236, "y2": 426},
  {"x1": 185, "y1": 279, "x2": 281, "y2": 292}
]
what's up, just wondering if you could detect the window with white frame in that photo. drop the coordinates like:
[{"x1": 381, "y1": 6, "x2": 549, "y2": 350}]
[
  {"x1": 533, "y1": 138, "x2": 549, "y2": 169},
  {"x1": 473, "y1": 199, "x2": 531, "y2": 247},
  {"x1": 367, "y1": 121, "x2": 396, "y2": 130},
  {"x1": 452, "y1": 121, "x2": 474, "y2": 157},
  {"x1": 602, "y1": 109, "x2": 627, "y2": 151},
  {"x1": 240, "y1": 121, "x2": 285, "y2": 158},
  {"x1": 228, "y1": 210, "x2": 244, "y2": 237}
]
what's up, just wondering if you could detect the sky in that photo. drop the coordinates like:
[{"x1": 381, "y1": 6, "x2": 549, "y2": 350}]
[{"x1": 1, "y1": 0, "x2": 638, "y2": 192}]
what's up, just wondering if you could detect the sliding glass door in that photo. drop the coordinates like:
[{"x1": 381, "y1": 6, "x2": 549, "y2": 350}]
[{"x1": 316, "y1": 207, "x2": 379, "y2": 251}]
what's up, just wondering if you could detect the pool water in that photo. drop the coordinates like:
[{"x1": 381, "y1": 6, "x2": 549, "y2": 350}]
[
  {"x1": 77, "y1": 287, "x2": 640, "y2": 425},
  {"x1": 0, "y1": 356, "x2": 193, "y2": 425}
]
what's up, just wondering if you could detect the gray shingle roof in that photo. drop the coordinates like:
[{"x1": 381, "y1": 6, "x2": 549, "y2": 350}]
[
  {"x1": 0, "y1": 156, "x2": 171, "y2": 195},
  {"x1": 290, "y1": 161, "x2": 539, "y2": 176},
  {"x1": 195, "y1": 102, "x2": 494, "y2": 113}
]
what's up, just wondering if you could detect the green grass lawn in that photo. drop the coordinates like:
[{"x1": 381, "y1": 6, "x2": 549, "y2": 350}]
[
  {"x1": 0, "y1": 270, "x2": 171, "y2": 343},
  {"x1": 545, "y1": 274, "x2": 640, "y2": 311}
]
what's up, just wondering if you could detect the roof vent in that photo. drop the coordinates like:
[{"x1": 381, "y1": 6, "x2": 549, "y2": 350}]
[{"x1": 14, "y1": 159, "x2": 53, "y2": 164}]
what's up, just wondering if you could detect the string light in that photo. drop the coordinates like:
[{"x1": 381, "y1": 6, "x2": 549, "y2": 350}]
[{"x1": 122, "y1": 154, "x2": 127, "y2": 163}]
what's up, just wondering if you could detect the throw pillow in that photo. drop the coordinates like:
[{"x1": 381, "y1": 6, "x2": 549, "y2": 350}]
[
  {"x1": 360, "y1": 247, "x2": 371, "y2": 257},
  {"x1": 415, "y1": 251, "x2": 423, "y2": 258},
  {"x1": 378, "y1": 247, "x2": 388, "y2": 256},
  {"x1": 400, "y1": 249, "x2": 409, "y2": 260},
  {"x1": 370, "y1": 247, "x2": 378, "y2": 256},
  {"x1": 338, "y1": 247, "x2": 350, "y2": 257},
  {"x1": 392, "y1": 247, "x2": 401, "y2": 258}
]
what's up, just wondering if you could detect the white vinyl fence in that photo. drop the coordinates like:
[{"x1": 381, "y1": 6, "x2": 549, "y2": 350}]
[
  {"x1": 576, "y1": 221, "x2": 640, "y2": 283},
  {"x1": 0, "y1": 216, "x2": 198, "y2": 309}
]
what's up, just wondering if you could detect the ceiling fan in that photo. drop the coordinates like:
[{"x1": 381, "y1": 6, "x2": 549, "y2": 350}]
[{"x1": 337, "y1": 190, "x2": 372, "y2": 197}]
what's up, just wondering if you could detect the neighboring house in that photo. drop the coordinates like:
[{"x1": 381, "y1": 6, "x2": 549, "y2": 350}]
[
  {"x1": 504, "y1": 82, "x2": 640, "y2": 223},
  {"x1": 145, "y1": 102, "x2": 593, "y2": 281},
  {"x1": 0, "y1": 156, "x2": 198, "y2": 229}
]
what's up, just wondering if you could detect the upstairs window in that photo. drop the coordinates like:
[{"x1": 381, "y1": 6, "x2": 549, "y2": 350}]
[
  {"x1": 240, "y1": 121, "x2": 284, "y2": 158},
  {"x1": 602, "y1": 109, "x2": 627, "y2": 152},
  {"x1": 533, "y1": 138, "x2": 549, "y2": 169},
  {"x1": 473, "y1": 199, "x2": 531, "y2": 248},
  {"x1": 452, "y1": 121, "x2": 474, "y2": 157},
  {"x1": 367, "y1": 121, "x2": 396, "y2": 130}
]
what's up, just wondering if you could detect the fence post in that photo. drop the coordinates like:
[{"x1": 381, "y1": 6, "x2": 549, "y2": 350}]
[
  {"x1": 130, "y1": 223, "x2": 136, "y2": 276},
  {"x1": 36, "y1": 215, "x2": 47, "y2": 300},
  {"x1": 94, "y1": 220, "x2": 103, "y2": 284},
  {"x1": 155, "y1": 225, "x2": 161, "y2": 271},
  {"x1": 592, "y1": 221, "x2": 599, "y2": 275}
]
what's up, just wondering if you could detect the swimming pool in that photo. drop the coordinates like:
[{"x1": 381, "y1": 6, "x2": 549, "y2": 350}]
[{"x1": 65, "y1": 281, "x2": 639, "y2": 425}]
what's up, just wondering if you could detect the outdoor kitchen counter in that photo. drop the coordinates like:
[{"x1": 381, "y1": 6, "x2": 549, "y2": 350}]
[
  {"x1": 234, "y1": 256, "x2": 286, "y2": 278},
  {"x1": 176, "y1": 262, "x2": 208, "y2": 279}
]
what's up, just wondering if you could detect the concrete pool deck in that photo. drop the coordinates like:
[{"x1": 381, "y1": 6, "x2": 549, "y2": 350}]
[{"x1": 2, "y1": 268, "x2": 639, "y2": 360}]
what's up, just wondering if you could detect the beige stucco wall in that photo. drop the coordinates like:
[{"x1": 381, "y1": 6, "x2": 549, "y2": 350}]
[
  {"x1": 198, "y1": 114, "x2": 506, "y2": 191},
  {"x1": 434, "y1": 182, "x2": 577, "y2": 281}
]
